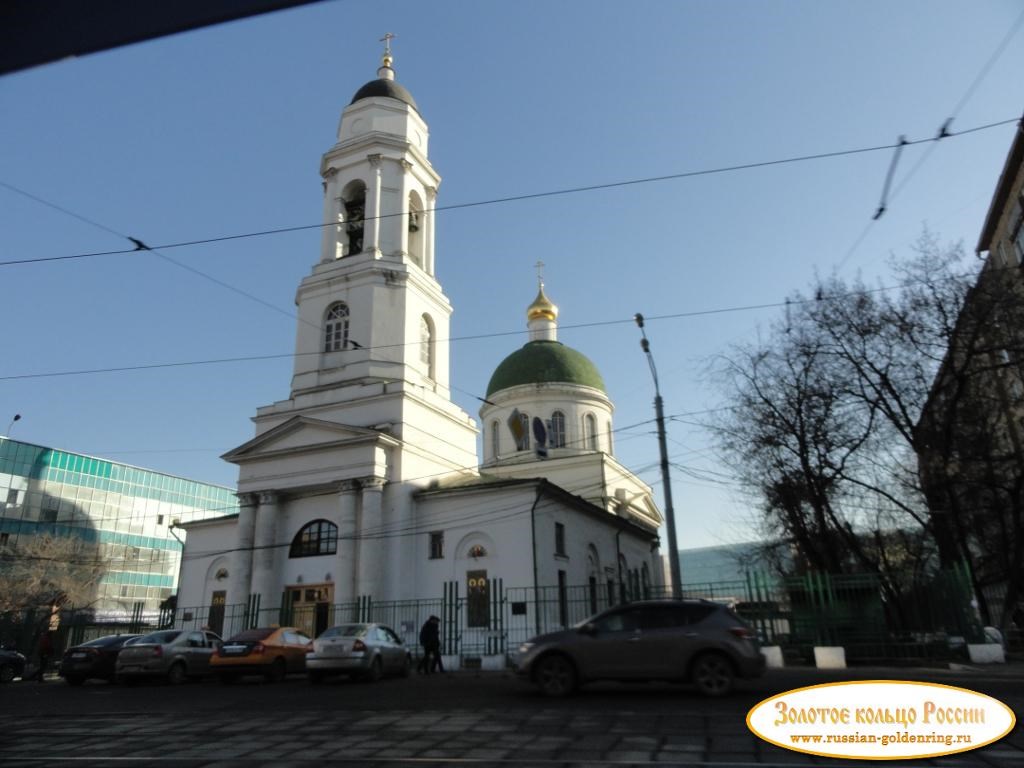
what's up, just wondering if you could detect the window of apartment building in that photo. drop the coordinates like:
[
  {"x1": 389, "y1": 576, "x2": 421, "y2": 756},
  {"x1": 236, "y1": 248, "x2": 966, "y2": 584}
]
[
  {"x1": 429, "y1": 531, "x2": 444, "y2": 559},
  {"x1": 0, "y1": 532, "x2": 9, "y2": 546},
  {"x1": 554, "y1": 522, "x2": 566, "y2": 556}
]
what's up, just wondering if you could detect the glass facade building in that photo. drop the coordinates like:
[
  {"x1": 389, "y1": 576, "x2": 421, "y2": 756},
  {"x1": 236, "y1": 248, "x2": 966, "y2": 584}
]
[{"x1": 0, "y1": 437, "x2": 237, "y2": 618}]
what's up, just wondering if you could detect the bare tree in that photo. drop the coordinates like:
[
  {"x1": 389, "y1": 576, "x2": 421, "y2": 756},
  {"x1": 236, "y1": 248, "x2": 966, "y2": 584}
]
[
  {"x1": 0, "y1": 533, "x2": 108, "y2": 614},
  {"x1": 708, "y1": 234, "x2": 976, "y2": 622}
]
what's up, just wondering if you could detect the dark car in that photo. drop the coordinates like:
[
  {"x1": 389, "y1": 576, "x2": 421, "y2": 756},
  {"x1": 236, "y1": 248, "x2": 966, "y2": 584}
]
[
  {"x1": 0, "y1": 647, "x2": 27, "y2": 683},
  {"x1": 60, "y1": 634, "x2": 141, "y2": 686},
  {"x1": 512, "y1": 599, "x2": 765, "y2": 697}
]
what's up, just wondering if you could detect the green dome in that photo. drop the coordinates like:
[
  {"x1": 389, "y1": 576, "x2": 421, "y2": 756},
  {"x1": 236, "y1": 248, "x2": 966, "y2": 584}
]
[{"x1": 486, "y1": 341, "x2": 606, "y2": 396}]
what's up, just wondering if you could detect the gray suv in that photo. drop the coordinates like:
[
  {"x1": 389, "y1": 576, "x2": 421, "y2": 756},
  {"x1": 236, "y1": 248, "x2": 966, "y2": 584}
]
[{"x1": 513, "y1": 599, "x2": 765, "y2": 697}]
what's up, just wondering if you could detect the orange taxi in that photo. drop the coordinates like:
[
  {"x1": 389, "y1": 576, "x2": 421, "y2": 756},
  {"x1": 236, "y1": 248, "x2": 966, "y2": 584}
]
[{"x1": 210, "y1": 626, "x2": 312, "y2": 683}]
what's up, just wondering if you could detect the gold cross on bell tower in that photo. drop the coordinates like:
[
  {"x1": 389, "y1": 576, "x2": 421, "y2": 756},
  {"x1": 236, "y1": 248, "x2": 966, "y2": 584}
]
[
  {"x1": 380, "y1": 32, "x2": 396, "y2": 67},
  {"x1": 534, "y1": 260, "x2": 545, "y2": 287}
]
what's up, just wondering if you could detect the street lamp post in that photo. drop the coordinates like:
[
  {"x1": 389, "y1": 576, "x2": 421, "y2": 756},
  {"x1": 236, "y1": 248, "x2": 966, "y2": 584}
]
[{"x1": 634, "y1": 314, "x2": 682, "y2": 599}]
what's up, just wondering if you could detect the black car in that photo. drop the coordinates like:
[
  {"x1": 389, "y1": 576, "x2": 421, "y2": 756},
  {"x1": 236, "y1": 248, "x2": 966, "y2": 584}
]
[
  {"x1": 60, "y1": 634, "x2": 141, "y2": 686},
  {"x1": 0, "y1": 647, "x2": 27, "y2": 683},
  {"x1": 512, "y1": 599, "x2": 766, "y2": 697}
]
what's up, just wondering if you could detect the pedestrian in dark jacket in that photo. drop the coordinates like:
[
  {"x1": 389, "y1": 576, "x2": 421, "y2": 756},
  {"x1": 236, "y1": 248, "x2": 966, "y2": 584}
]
[
  {"x1": 417, "y1": 615, "x2": 444, "y2": 674},
  {"x1": 32, "y1": 632, "x2": 53, "y2": 682}
]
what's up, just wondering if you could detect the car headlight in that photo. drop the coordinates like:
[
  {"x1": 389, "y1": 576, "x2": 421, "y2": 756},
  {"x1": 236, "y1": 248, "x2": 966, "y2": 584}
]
[{"x1": 517, "y1": 642, "x2": 535, "y2": 655}]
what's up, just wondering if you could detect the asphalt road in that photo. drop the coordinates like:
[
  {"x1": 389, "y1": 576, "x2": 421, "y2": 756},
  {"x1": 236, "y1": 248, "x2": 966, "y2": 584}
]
[{"x1": 1, "y1": 665, "x2": 1021, "y2": 767}]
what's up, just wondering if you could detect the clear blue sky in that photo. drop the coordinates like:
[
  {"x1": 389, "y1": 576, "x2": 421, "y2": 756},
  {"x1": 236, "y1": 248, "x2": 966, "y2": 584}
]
[{"x1": 2, "y1": 1, "x2": 1022, "y2": 550}]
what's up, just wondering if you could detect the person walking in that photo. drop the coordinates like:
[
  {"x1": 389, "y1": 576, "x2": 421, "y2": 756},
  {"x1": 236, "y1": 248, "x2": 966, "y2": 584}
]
[
  {"x1": 417, "y1": 615, "x2": 444, "y2": 674},
  {"x1": 32, "y1": 631, "x2": 53, "y2": 682}
]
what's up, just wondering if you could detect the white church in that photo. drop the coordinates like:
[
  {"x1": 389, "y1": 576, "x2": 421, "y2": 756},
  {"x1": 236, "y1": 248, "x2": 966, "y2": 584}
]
[{"x1": 177, "y1": 47, "x2": 664, "y2": 655}]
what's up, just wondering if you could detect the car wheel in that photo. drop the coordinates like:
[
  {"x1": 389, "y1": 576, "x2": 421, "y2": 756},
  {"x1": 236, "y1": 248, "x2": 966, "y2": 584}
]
[
  {"x1": 534, "y1": 654, "x2": 577, "y2": 697},
  {"x1": 65, "y1": 675, "x2": 86, "y2": 687},
  {"x1": 166, "y1": 662, "x2": 187, "y2": 686},
  {"x1": 0, "y1": 664, "x2": 16, "y2": 683},
  {"x1": 265, "y1": 657, "x2": 287, "y2": 683},
  {"x1": 364, "y1": 657, "x2": 383, "y2": 682},
  {"x1": 399, "y1": 654, "x2": 411, "y2": 678},
  {"x1": 690, "y1": 653, "x2": 735, "y2": 697}
]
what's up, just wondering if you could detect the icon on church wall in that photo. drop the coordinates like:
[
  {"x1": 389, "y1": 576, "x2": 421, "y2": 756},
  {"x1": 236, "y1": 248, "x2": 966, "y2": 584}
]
[
  {"x1": 507, "y1": 408, "x2": 529, "y2": 451},
  {"x1": 467, "y1": 569, "x2": 489, "y2": 628},
  {"x1": 532, "y1": 417, "x2": 548, "y2": 459}
]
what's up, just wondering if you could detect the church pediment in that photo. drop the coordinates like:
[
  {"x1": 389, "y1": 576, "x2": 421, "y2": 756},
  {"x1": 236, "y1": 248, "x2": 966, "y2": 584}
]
[{"x1": 221, "y1": 416, "x2": 397, "y2": 464}]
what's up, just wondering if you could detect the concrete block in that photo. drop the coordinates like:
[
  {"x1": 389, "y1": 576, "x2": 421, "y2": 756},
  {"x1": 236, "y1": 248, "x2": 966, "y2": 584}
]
[
  {"x1": 967, "y1": 644, "x2": 1005, "y2": 664},
  {"x1": 814, "y1": 646, "x2": 846, "y2": 669},
  {"x1": 480, "y1": 654, "x2": 506, "y2": 671},
  {"x1": 761, "y1": 645, "x2": 785, "y2": 668}
]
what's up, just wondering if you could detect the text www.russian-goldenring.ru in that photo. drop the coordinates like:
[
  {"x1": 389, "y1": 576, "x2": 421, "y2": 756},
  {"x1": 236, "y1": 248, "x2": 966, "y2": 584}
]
[{"x1": 790, "y1": 732, "x2": 973, "y2": 747}]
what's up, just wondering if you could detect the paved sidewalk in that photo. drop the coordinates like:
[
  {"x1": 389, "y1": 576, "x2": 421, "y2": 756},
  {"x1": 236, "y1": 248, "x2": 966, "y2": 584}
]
[{"x1": 1, "y1": 704, "x2": 1021, "y2": 767}]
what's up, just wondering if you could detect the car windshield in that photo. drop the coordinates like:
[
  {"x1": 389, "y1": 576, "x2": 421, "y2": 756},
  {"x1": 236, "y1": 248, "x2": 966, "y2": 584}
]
[
  {"x1": 226, "y1": 628, "x2": 275, "y2": 642},
  {"x1": 319, "y1": 625, "x2": 367, "y2": 639},
  {"x1": 136, "y1": 630, "x2": 181, "y2": 645}
]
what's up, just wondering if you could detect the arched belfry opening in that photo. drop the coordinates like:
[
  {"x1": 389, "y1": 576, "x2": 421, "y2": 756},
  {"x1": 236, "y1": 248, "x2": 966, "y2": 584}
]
[
  {"x1": 339, "y1": 180, "x2": 366, "y2": 258},
  {"x1": 408, "y1": 190, "x2": 424, "y2": 267}
]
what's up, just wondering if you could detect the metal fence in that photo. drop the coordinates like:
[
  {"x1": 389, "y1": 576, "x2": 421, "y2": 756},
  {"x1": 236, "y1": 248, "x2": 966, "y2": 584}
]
[{"x1": 2, "y1": 566, "x2": 1004, "y2": 666}]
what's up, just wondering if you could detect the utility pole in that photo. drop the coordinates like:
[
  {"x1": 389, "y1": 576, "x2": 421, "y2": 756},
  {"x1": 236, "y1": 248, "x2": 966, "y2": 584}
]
[{"x1": 635, "y1": 314, "x2": 682, "y2": 598}]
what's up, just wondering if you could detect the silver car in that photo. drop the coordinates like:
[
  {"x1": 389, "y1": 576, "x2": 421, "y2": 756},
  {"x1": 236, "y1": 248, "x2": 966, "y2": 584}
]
[
  {"x1": 306, "y1": 623, "x2": 411, "y2": 683},
  {"x1": 513, "y1": 599, "x2": 765, "y2": 697},
  {"x1": 115, "y1": 629, "x2": 222, "y2": 684}
]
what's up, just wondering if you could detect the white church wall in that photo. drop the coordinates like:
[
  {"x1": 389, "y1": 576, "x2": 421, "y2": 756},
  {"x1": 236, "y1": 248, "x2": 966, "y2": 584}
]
[
  {"x1": 175, "y1": 518, "x2": 238, "y2": 610},
  {"x1": 414, "y1": 485, "x2": 539, "y2": 596}
]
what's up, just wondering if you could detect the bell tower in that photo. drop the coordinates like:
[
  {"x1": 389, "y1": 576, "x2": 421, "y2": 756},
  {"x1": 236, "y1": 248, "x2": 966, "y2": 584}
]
[
  {"x1": 290, "y1": 43, "x2": 451, "y2": 398},
  {"x1": 252, "y1": 41, "x2": 477, "y2": 474}
]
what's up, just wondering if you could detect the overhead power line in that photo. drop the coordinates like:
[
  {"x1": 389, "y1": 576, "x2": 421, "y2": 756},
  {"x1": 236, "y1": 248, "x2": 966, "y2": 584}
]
[
  {"x1": 0, "y1": 260, "x2": 993, "y2": 382},
  {"x1": 1, "y1": 116, "x2": 1019, "y2": 269}
]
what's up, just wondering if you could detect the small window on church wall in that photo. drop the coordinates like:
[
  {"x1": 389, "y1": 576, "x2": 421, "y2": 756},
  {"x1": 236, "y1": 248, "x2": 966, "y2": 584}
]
[
  {"x1": 519, "y1": 412, "x2": 530, "y2": 450},
  {"x1": 550, "y1": 411, "x2": 566, "y2": 448},
  {"x1": 429, "y1": 531, "x2": 443, "y2": 559},
  {"x1": 490, "y1": 420, "x2": 500, "y2": 460},
  {"x1": 420, "y1": 314, "x2": 435, "y2": 378},
  {"x1": 342, "y1": 182, "x2": 365, "y2": 256},
  {"x1": 607, "y1": 421, "x2": 613, "y2": 452},
  {"x1": 585, "y1": 413, "x2": 598, "y2": 450},
  {"x1": 324, "y1": 303, "x2": 350, "y2": 352}
]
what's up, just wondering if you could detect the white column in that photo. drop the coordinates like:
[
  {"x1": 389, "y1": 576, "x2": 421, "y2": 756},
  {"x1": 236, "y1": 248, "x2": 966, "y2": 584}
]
[
  {"x1": 397, "y1": 159, "x2": 412, "y2": 259},
  {"x1": 365, "y1": 154, "x2": 383, "y2": 256},
  {"x1": 335, "y1": 481, "x2": 358, "y2": 602},
  {"x1": 228, "y1": 493, "x2": 258, "y2": 608},
  {"x1": 357, "y1": 478, "x2": 385, "y2": 599},
  {"x1": 320, "y1": 168, "x2": 339, "y2": 263},
  {"x1": 251, "y1": 491, "x2": 280, "y2": 609},
  {"x1": 424, "y1": 186, "x2": 437, "y2": 276}
]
